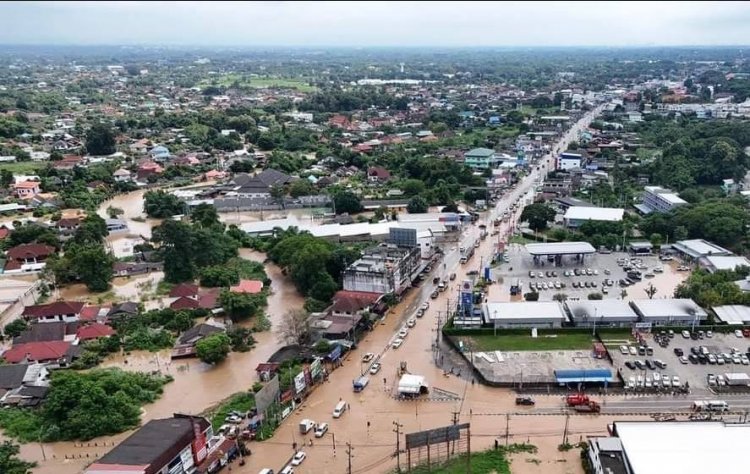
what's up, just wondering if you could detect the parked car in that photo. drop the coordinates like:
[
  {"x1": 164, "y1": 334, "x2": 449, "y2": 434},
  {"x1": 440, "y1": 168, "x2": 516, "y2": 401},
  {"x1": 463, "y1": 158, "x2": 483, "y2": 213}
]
[
  {"x1": 673, "y1": 348, "x2": 684, "y2": 357},
  {"x1": 620, "y1": 345, "x2": 629, "y2": 355},
  {"x1": 362, "y1": 353, "x2": 375, "y2": 363},
  {"x1": 737, "y1": 329, "x2": 745, "y2": 338},
  {"x1": 392, "y1": 338, "x2": 404, "y2": 349},
  {"x1": 369, "y1": 362, "x2": 381, "y2": 375}
]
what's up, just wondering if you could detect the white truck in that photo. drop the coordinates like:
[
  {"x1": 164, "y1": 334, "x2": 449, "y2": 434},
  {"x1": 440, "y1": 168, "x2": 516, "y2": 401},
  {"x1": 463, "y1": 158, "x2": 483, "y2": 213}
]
[
  {"x1": 724, "y1": 372, "x2": 750, "y2": 386},
  {"x1": 299, "y1": 419, "x2": 315, "y2": 434}
]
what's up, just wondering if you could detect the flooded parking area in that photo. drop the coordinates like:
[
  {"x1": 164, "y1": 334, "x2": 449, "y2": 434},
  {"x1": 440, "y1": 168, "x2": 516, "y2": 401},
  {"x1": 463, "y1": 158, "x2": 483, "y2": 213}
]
[{"x1": 469, "y1": 348, "x2": 611, "y2": 386}]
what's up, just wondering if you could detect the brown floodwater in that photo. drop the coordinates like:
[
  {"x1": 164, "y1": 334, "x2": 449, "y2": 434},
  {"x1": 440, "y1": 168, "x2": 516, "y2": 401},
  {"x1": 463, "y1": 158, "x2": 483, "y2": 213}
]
[{"x1": 24, "y1": 250, "x2": 305, "y2": 474}]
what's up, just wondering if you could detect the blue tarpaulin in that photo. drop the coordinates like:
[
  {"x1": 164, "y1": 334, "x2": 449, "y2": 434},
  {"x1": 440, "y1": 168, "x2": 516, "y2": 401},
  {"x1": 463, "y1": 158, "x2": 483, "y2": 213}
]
[{"x1": 554, "y1": 369, "x2": 614, "y2": 383}]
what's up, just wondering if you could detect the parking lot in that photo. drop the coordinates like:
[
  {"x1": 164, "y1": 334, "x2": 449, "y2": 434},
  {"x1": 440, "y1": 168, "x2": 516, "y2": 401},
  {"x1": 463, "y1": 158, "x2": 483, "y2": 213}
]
[
  {"x1": 496, "y1": 246, "x2": 688, "y2": 302},
  {"x1": 469, "y1": 348, "x2": 609, "y2": 385},
  {"x1": 607, "y1": 330, "x2": 750, "y2": 395}
]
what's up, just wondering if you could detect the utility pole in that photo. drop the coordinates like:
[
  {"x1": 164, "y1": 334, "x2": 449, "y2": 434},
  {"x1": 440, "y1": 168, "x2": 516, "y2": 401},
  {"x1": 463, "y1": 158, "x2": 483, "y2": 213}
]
[
  {"x1": 562, "y1": 413, "x2": 570, "y2": 446},
  {"x1": 505, "y1": 413, "x2": 510, "y2": 446},
  {"x1": 452, "y1": 409, "x2": 460, "y2": 425},
  {"x1": 393, "y1": 420, "x2": 403, "y2": 473},
  {"x1": 346, "y1": 442, "x2": 354, "y2": 474}
]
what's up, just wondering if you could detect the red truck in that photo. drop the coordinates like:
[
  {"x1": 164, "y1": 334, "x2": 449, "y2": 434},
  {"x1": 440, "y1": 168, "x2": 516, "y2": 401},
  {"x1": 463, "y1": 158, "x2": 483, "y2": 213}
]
[
  {"x1": 565, "y1": 393, "x2": 590, "y2": 406},
  {"x1": 573, "y1": 401, "x2": 601, "y2": 413}
]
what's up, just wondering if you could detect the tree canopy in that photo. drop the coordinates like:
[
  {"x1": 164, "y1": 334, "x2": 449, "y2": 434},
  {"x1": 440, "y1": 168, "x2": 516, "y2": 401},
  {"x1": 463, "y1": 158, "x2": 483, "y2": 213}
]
[
  {"x1": 85, "y1": 123, "x2": 116, "y2": 156},
  {"x1": 196, "y1": 333, "x2": 231, "y2": 364},
  {"x1": 144, "y1": 190, "x2": 185, "y2": 218},
  {"x1": 520, "y1": 203, "x2": 556, "y2": 231}
]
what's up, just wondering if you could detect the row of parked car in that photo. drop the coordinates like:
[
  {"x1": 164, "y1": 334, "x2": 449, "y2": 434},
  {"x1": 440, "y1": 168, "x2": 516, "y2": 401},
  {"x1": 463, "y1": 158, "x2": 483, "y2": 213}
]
[
  {"x1": 626, "y1": 373, "x2": 681, "y2": 389},
  {"x1": 679, "y1": 346, "x2": 750, "y2": 366}
]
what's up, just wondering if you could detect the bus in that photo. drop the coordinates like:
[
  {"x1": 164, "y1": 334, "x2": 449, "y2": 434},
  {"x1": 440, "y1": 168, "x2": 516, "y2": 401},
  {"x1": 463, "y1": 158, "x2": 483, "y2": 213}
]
[{"x1": 510, "y1": 279, "x2": 521, "y2": 295}]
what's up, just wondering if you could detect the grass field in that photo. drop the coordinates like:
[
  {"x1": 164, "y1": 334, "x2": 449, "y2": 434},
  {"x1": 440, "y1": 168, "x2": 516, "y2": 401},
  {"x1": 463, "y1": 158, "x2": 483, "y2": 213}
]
[
  {"x1": 465, "y1": 332, "x2": 595, "y2": 351},
  {"x1": 208, "y1": 392, "x2": 255, "y2": 429},
  {"x1": 0, "y1": 161, "x2": 45, "y2": 174},
  {"x1": 405, "y1": 444, "x2": 537, "y2": 474},
  {"x1": 199, "y1": 74, "x2": 316, "y2": 92}
]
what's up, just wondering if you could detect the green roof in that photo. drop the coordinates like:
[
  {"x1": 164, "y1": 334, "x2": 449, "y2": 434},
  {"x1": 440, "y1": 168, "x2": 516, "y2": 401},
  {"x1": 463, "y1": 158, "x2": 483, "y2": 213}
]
[{"x1": 465, "y1": 148, "x2": 496, "y2": 158}]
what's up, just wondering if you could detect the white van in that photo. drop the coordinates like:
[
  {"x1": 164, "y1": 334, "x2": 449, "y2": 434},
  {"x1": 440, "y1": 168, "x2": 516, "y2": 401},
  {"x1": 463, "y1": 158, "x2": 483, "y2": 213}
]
[
  {"x1": 693, "y1": 400, "x2": 729, "y2": 412},
  {"x1": 333, "y1": 400, "x2": 347, "y2": 418}
]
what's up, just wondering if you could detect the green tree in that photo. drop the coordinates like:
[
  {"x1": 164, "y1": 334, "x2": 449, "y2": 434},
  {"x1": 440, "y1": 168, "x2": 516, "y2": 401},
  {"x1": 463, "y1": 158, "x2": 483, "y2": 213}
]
[
  {"x1": 524, "y1": 291, "x2": 539, "y2": 301},
  {"x1": 270, "y1": 184, "x2": 286, "y2": 204},
  {"x1": 401, "y1": 179, "x2": 426, "y2": 197},
  {"x1": 85, "y1": 123, "x2": 116, "y2": 156},
  {"x1": 520, "y1": 203, "x2": 556, "y2": 231},
  {"x1": 68, "y1": 243, "x2": 115, "y2": 292},
  {"x1": 144, "y1": 190, "x2": 185, "y2": 218},
  {"x1": 195, "y1": 333, "x2": 231, "y2": 364},
  {"x1": 649, "y1": 233, "x2": 663, "y2": 248},
  {"x1": 3, "y1": 319, "x2": 28, "y2": 339},
  {"x1": 333, "y1": 191, "x2": 362, "y2": 214},
  {"x1": 190, "y1": 203, "x2": 221, "y2": 229},
  {"x1": 220, "y1": 291, "x2": 261, "y2": 321},
  {"x1": 152, "y1": 220, "x2": 196, "y2": 283},
  {"x1": 588, "y1": 292, "x2": 604, "y2": 300},
  {"x1": 289, "y1": 179, "x2": 314, "y2": 198},
  {"x1": 0, "y1": 441, "x2": 35, "y2": 474},
  {"x1": 407, "y1": 196, "x2": 429, "y2": 214},
  {"x1": 0, "y1": 169, "x2": 13, "y2": 188}
]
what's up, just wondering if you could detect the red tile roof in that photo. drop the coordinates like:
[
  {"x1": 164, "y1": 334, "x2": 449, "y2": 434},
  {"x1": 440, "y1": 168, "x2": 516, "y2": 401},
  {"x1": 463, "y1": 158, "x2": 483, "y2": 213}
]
[
  {"x1": 13, "y1": 181, "x2": 40, "y2": 189},
  {"x1": 229, "y1": 279, "x2": 264, "y2": 294},
  {"x1": 6, "y1": 244, "x2": 56, "y2": 261},
  {"x1": 0, "y1": 228, "x2": 10, "y2": 240},
  {"x1": 198, "y1": 289, "x2": 220, "y2": 309},
  {"x1": 3, "y1": 341, "x2": 71, "y2": 363},
  {"x1": 170, "y1": 296, "x2": 199, "y2": 310},
  {"x1": 77, "y1": 323, "x2": 115, "y2": 341},
  {"x1": 79, "y1": 305, "x2": 102, "y2": 321},
  {"x1": 169, "y1": 283, "x2": 199, "y2": 298},
  {"x1": 331, "y1": 290, "x2": 382, "y2": 313},
  {"x1": 23, "y1": 301, "x2": 85, "y2": 320}
]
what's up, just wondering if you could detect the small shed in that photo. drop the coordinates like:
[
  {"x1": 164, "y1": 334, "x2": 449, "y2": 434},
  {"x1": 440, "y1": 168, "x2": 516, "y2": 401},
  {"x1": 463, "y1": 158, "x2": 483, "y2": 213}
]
[
  {"x1": 554, "y1": 369, "x2": 614, "y2": 384},
  {"x1": 398, "y1": 374, "x2": 429, "y2": 396},
  {"x1": 592, "y1": 342, "x2": 607, "y2": 359}
]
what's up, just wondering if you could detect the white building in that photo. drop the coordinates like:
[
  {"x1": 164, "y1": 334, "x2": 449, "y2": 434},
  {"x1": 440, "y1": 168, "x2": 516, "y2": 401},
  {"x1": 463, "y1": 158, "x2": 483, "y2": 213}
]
[
  {"x1": 636, "y1": 186, "x2": 687, "y2": 214},
  {"x1": 563, "y1": 206, "x2": 624, "y2": 228},
  {"x1": 713, "y1": 305, "x2": 750, "y2": 325},
  {"x1": 566, "y1": 300, "x2": 638, "y2": 327},
  {"x1": 556, "y1": 152, "x2": 583, "y2": 170},
  {"x1": 699, "y1": 255, "x2": 750, "y2": 273},
  {"x1": 629, "y1": 298, "x2": 708, "y2": 326},
  {"x1": 672, "y1": 239, "x2": 732, "y2": 261},
  {"x1": 483, "y1": 301, "x2": 567, "y2": 328},
  {"x1": 588, "y1": 420, "x2": 750, "y2": 474}
]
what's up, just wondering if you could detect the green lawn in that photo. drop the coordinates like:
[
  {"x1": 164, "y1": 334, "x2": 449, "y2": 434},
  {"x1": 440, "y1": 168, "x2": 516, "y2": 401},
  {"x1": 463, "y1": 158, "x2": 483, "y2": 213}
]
[
  {"x1": 461, "y1": 332, "x2": 596, "y2": 351},
  {"x1": 199, "y1": 74, "x2": 316, "y2": 92},
  {"x1": 0, "y1": 161, "x2": 45, "y2": 174}
]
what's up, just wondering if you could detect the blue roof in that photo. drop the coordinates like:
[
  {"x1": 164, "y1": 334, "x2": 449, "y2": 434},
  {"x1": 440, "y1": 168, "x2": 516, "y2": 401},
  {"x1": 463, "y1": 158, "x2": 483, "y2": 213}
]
[
  {"x1": 151, "y1": 145, "x2": 169, "y2": 155},
  {"x1": 554, "y1": 369, "x2": 613, "y2": 383}
]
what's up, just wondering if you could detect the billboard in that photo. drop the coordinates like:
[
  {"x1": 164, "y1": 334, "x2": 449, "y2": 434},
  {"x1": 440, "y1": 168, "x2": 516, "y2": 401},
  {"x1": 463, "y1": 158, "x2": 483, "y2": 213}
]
[
  {"x1": 310, "y1": 357, "x2": 323, "y2": 379},
  {"x1": 294, "y1": 371, "x2": 306, "y2": 394},
  {"x1": 389, "y1": 227, "x2": 417, "y2": 248},
  {"x1": 460, "y1": 279, "x2": 473, "y2": 317},
  {"x1": 255, "y1": 374, "x2": 280, "y2": 414},
  {"x1": 405, "y1": 423, "x2": 468, "y2": 449}
]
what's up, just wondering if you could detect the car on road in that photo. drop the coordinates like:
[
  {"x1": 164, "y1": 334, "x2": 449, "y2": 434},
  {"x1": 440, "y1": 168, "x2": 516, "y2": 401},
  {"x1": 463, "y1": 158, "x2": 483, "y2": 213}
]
[
  {"x1": 416, "y1": 309, "x2": 425, "y2": 318},
  {"x1": 406, "y1": 318, "x2": 416, "y2": 328},
  {"x1": 280, "y1": 466, "x2": 294, "y2": 474},
  {"x1": 291, "y1": 451, "x2": 307, "y2": 466},
  {"x1": 450, "y1": 273, "x2": 457, "y2": 281},
  {"x1": 362, "y1": 353, "x2": 375, "y2": 363},
  {"x1": 398, "y1": 328, "x2": 408, "y2": 338},
  {"x1": 515, "y1": 397, "x2": 535, "y2": 406},
  {"x1": 392, "y1": 338, "x2": 404, "y2": 349},
  {"x1": 314, "y1": 422, "x2": 329, "y2": 438},
  {"x1": 421, "y1": 302, "x2": 430, "y2": 311},
  {"x1": 430, "y1": 290, "x2": 439, "y2": 299},
  {"x1": 369, "y1": 362, "x2": 382, "y2": 375}
]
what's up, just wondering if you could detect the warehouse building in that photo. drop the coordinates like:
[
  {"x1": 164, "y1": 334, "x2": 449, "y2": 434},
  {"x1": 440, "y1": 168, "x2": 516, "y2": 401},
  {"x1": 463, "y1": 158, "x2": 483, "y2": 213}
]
[
  {"x1": 566, "y1": 300, "x2": 639, "y2": 327},
  {"x1": 712, "y1": 305, "x2": 750, "y2": 325},
  {"x1": 672, "y1": 239, "x2": 732, "y2": 261},
  {"x1": 563, "y1": 206, "x2": 624, "y2": 228},
  {"x1": 629, "y1": 298, "x2": 708, "y2": 326},
  {"x1": 699, "y1": 255, "x2": 750, "y2": 273},
  {"x1": 636, "y1": 186, "x2": 687, "y2": 215},
  {"x1": 588, "y1": 420, "x2": 750, "y2": 474},
  {"x1": 482, "y1": 301, "x2": 567, "y2": 328}
]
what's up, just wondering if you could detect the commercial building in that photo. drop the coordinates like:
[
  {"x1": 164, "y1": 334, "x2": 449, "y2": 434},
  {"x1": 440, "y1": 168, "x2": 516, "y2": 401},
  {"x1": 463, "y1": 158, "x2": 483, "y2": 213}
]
[
  {"x1": 482, "y1": 301, "x2": 567, "y2": 328},
  {"x1": 566, "y1": 300, "x2": 639, "y2": 327},
  {"x1": 672, "y1": 239, "x2": 732, "y2": 261},
  {"x1": 463, "y1": 148, "x2": 498, "y2": 169},
  {"x1": 699, "y1": 255, "x2": 750, "y2": 273},
  {"x1": 525, "y1": 242, "x2": 597, "y2": 266},
  {"x1": 629, "y1": 298, "x2": 708, "y2": 326},
  {"x1": 342, "y1": 245, "x2": 422, "y2": 296},
  {"x1": 636, "y1": 186, "x2": 687, "y2": 214},
  {"x1": 588, "y1": 420, "x2": 750, "y2": 474},
  {"x1": 86, "y1": 416, "x2": 215, "y2": 474},
  {"x1": 556, "y1": 152, "x2": 583, "y2": 170},
  {"x1": 712, "y1": 305, "x2": 750, "y2": 325},
  {"x1": 563, "y1": 206, "x2": 624, "y2": 228}
]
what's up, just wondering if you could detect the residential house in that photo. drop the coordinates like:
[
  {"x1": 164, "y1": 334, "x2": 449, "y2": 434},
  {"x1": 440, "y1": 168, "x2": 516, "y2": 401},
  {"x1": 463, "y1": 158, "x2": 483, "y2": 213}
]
[
  {"x1": 22, "y1": 301, "x2": 85, "y2": 324},
  {"x1": 13, "y1": 321, "x2": 77, "y2": 344},
  {"x1": 330, "y1": 290, "x2": 382, "y2": 317},
  {"x1": 129, "y1": 138, "x2": 151, "y2": 154},
  {"x1": 149, "y1": 145, "x2": 171, "y2": 161},
  {"x1": 556, "y1": 152, "x2": 584, "y2": 171},
  {"x1": 229, "y1": 279, "x2": 264, "y2": 294},
  {"x1": 13, "y1": 181, "x2": 40, "y2": 199},
  {"x1": 171, "y1": 322, "x2": 225, "y2": 359},
  {"x1": 113, "y1": 168, "x2": 132, "y2": 182},
  {"x1": 2, "y1": 340, "x2": 74, "y2": 364},
  {"x1": 52, "y1": 155, "x2": 83, "y2": 170},
  {"x1": 0, "y1": 363, "x2": 49, "y2": 407},
  {"x1": 233, "y1": 169, "x2": 293, "y2": 198},
  {"x1": 169, "y1": 283, "x2": 200, "y2": 299},
  {"x1": 107, "y1": 301, "x2": 140, "y2": 320},
  {"x1": 55, "y1": 217, "x2": 81, "y2": 235},
  {"x1": 367, "y1": 166, "x2": 391, "y2": 183},
  {"x1": 4, "y1": 243, "x2": 56, "y2": 272},
  {"x1": 329, "y1": 115, "x2": 351, "y2": 129},
  {"x1": 76, "y1": 323, "x2": 115, "y2": 342},
  {"x1": 136, "y1": 161, "x2": 164, "y2": 181}
]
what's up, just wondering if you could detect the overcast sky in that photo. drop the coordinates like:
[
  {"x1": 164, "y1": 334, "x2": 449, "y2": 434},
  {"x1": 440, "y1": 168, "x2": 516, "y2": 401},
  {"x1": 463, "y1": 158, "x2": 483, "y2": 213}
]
[{"x1": 1, "y1": 1, "x2": 750, "y2": 47}]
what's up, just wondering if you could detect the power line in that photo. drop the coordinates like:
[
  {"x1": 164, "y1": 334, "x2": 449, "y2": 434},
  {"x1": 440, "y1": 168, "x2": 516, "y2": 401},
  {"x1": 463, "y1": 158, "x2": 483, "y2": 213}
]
[
  {"x1": 392, "y1": 420, "x2": 403, "y2": 473},
  {"x1": 346, "y1": 442, "x2": 354, "y2": 474}
]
